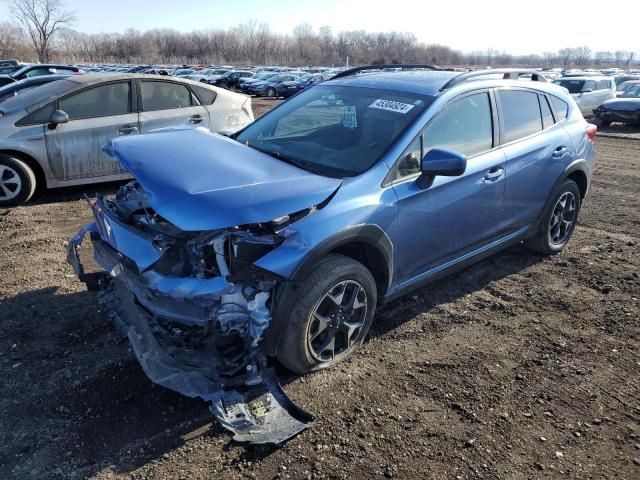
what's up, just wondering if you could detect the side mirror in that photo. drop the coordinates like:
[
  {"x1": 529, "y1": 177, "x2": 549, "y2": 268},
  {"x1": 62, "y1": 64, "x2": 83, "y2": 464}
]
[
  {"x1": 417, "y1": 148, "x2": 467, "y2": 189},
  {"x1": 48, "y1": 110, "x2": 69, "y2": 130}
]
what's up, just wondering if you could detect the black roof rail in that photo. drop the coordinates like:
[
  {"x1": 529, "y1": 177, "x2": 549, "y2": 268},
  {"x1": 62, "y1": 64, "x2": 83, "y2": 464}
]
[
  {"x1": 440, "y1": 68, "x2": 548, "y2": 90},
  {"x1": 332, "y1": 64, "x2": 443, "y2": 80}
]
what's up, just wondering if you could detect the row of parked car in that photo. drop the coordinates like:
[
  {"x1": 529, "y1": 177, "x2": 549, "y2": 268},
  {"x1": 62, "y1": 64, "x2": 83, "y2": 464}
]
[
  {"x1": 551, "y1": 73, "x2": 640, "y2": 126},
  {"x1": 1, "y1": 60, "x2": 639, "y2": 207}
]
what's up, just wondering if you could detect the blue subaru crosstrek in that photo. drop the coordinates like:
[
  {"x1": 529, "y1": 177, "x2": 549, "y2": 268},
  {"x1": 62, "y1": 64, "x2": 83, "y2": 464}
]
[{"x1": 68, "y1": 66, "x2": 596, "y2": 443}]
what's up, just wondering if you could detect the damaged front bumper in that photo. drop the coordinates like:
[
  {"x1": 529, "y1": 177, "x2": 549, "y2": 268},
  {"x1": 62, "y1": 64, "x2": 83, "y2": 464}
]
[{"x1": 67, "y1": 196, "x2": 312, "y2": 444}]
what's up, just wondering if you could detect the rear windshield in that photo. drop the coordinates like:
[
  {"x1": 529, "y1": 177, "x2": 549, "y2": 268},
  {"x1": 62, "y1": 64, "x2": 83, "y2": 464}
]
[
  {"x1": 553, "y1": 80, "x2": 585, "y2": 94},
  {"x1": 0, "y1": 79, "x2": 74, "y2": 113},
  {"x1": 235, "y1": 85, "x2": 432, "y2": 177}
]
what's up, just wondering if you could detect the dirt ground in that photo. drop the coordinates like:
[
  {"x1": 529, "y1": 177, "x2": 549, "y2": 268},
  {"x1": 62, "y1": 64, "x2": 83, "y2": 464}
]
[{"x1": 0, "y1": 101, "x2": 639, "y2": 479}]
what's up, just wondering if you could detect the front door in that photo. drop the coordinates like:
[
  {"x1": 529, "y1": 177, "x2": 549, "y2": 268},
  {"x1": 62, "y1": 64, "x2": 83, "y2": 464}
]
[
  {"x1": 391, "y1": 91, "x2": 506, "y2": 283},
  {"x1": 138, "y1": 80, "x2": 210, "y2": 133},
  {"x1": 45, "y1": 81, "x2": 138, "y2": 180}
]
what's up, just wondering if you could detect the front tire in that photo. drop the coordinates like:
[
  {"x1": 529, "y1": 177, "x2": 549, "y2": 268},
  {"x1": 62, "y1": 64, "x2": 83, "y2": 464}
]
[
  {"x1": 526, "y1": 179, "x2": 581, "y2": 255},
  {"x1": 0, "y1": 154, "x2": 37, "y2": 207},
  {"x1": 266, "y1": 87, "x2": 276, "y2": 97},
  {"x1": 276, "y1": 254, "x2": 377, "y2": 374}
]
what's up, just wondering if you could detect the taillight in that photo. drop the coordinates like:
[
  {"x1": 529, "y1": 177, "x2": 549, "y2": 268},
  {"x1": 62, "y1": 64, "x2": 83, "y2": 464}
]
[{"x1": 585, "y1": 123, "x2": 597, "y2": 143}]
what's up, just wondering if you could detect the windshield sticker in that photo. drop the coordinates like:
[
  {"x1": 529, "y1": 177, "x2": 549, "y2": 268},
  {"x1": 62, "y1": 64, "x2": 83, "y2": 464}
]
[
  {"x1": 342, "y1": 105, "x2": 358, "y2": 129},
  {"x1": 369, "y1": 99, "x2": 415, "y2": 114}
]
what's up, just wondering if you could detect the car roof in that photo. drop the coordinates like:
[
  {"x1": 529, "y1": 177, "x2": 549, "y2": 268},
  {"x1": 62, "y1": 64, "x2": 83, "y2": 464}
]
[
  {"x1": 68, "y1": 73, "x2": 216, "y2": 87},
  {"x1": 324, "y1": 70, "x2": 460, "y2": 96},
  {"x1": 322, "y1": 70, "x2": 571, "y2": 97}
]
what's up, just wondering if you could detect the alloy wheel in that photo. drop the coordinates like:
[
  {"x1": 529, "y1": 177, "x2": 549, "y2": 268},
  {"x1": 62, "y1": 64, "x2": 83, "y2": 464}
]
[
  {"x1": 0, "y1": 165, "x2": 22, "y2": 201},
  {"x1": 548, "y1": 191, "x2": 576, "y2": 245},
  {"x1": 307, "y1": 280, "x2": 368, "y2": 362}
]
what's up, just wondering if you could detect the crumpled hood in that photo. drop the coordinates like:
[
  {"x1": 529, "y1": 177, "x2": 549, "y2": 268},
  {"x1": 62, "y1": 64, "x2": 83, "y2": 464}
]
[
  {"x1": 599, "y1": 98, "x2": 640, "y2": 111},
  {"x1": 104, "y1": 127, "x2": 341, "y2": 232}
]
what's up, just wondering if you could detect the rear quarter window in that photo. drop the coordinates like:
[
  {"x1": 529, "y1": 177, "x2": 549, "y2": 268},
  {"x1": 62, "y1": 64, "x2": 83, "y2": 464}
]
[
  {"x1": 191, "y1": 85, "x2": 217, "y2": 105},
  {"x1": 549, "y1": 95, "x2": 569, "y2": 121}
]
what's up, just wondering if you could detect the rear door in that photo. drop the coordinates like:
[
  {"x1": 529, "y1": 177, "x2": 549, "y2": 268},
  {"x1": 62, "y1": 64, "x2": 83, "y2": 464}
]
[
  {"x1": 138, "y1": 80, "x2": 210, "y2": 133},
  {"x1": 498, "y1": 89, "x2": 572, "y2": 232},
  {"x1": 45, "y1": 80, "x2": 138, "y2": 180}
]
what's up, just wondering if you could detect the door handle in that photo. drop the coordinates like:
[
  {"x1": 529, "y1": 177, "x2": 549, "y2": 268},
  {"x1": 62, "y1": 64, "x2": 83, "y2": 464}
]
[
  {"x1": 189, "y1": 114, "x2": 204, "y2": 124},
  {"x1": 118, "y1": 125, "x2": 138, "y2": 135},
  {"x1": 552, "y1": 146, "x2": 568, "y2": 158},
  {"x1": 484, "y1": 167, "x2": 504, "y2": 181}
]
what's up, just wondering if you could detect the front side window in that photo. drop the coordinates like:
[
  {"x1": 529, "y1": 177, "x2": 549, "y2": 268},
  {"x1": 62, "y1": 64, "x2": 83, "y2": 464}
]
[
  {"x1": 59, "y1": 82, "x2": 131, "y2": 120},
  {"x1": 141, "y1": 81, "x2": 193, "y2": 111},
  {"x1": 235, "y1": 85, "x2": 431, "y2": 177},
  {"x1": 498, "y1": 90, "x2": 542, "y2": 143},
  {"x1": 423, "y1": 92, "x2": 493, "y2": 157}
]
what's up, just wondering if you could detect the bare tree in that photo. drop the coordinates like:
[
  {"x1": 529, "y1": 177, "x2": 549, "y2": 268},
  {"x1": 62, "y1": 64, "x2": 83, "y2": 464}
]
[{"x1": 9, "y1": 0, "x2": 76, "y2": 63}]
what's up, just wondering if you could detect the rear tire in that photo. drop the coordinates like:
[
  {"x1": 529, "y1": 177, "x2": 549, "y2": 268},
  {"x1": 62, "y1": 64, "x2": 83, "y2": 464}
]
[
  {"x1": 276, "y1": 254, "x2": 377, "y2": 374},
  {"x1": 0, "y1": 154, "x2": 37, "y2": 207},
  {"x1": 526, "y1": 179, "x2": 581, "y2": 255}
]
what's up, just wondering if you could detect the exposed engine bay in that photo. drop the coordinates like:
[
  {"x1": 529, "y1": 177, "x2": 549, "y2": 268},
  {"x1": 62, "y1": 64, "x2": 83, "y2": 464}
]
[{"x1": 68, "y1": 181, "x2": 314, "y2": 444}]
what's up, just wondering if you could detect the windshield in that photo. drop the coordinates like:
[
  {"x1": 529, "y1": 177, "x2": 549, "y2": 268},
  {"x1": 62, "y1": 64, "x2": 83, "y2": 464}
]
[
  {"x1": 0, "y1": 79, "x2": 74, "y2": 112},
  {"x1": 554, "y1": 79, "x2": 585, "y2": 94},
  {"x1": 235, "y1": 85, "x2": 432, "y2": 177},
  {"x1": 621, "y1": 86, "x2": 640, "y2": 98}
]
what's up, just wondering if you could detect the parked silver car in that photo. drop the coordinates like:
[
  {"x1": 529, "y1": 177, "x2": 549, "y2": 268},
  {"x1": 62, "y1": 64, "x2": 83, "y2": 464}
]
[
  {"x1": 0, "y1": 74, "x2": 253, "y2": 206},
  {"x1": 553, "y1": 76, "x2": 615, "y2": 117}
]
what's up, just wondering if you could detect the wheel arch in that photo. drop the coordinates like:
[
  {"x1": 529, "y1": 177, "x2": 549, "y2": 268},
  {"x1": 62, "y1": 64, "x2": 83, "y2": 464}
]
[
  {"x1": 291, "y1": 224, "x2": 393, "y2": 300},
  {"x1": 264, "y1": 225, "x2": 393, "y2": 357},
  {"x1": 0, "y1": 149, "x2": 47, "y2": 192}
]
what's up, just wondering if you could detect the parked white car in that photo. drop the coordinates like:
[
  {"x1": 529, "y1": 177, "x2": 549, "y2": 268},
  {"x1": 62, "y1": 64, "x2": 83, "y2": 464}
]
[
  {"x1": 0, "y1": 74, "x2": 253, "y2": 206},
  {"x1": 553, "y1": 76, "x2": 615, "y2": 116}
]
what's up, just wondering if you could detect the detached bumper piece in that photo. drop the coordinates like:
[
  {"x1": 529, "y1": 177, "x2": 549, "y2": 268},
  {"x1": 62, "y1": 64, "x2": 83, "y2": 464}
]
[{"x1": 68, "y1": 222, "x2": 313, "y2": 444}]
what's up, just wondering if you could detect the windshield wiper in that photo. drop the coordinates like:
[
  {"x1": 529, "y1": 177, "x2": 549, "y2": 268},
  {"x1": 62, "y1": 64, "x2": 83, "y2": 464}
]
[{"x1": 247, "y1": 144, "x2": 328, "y2": 176}]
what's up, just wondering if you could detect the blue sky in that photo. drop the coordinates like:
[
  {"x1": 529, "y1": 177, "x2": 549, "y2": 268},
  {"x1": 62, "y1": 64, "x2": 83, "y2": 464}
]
[{"x1": 1, "y1": 0, "x2": 638, "y2": 55}]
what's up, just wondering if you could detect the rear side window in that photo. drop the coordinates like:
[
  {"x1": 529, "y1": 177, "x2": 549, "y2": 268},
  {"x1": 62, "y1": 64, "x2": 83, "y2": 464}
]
[
  {"x1": 596, "y1": 79, "x2": 611, "y2": 90},
  {"x1": 422, "y1": 92, "x2": 493, "y2": 157},
  {"x1": 539, "y1": 95, "x2": 555, "y2": 129},
  {"x1": 141, "y1": 81, "x2": 193, "y2": 111},
  {"x1": 550, "y1": 95, "x2": 569, "y2": 121},
  {"x1": 498, "y1": 90, "x2": 542, "y2": 143},
  {"x1": 191, "y1": 85, "x2": 217, "y2": 105},
  {"x1": 59, "y1": 82, "x2": 131, "y2": 120}
]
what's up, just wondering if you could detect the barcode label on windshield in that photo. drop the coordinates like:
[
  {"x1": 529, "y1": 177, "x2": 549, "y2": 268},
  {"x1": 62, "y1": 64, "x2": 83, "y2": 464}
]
[{"x1": 369, "y1": 99, "x2": 415, "y2": 114}]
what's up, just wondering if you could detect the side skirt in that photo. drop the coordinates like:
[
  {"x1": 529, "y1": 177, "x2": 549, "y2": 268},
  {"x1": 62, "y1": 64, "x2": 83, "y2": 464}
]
[{"x1": 384, "y1": 225, "x2": 532, "y2": 303}]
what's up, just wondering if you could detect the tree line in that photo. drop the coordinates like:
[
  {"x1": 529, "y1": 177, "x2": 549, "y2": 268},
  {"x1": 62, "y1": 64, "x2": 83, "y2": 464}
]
[{"x1": 0, "y1": 3, "x2": 637, "y2": 68}]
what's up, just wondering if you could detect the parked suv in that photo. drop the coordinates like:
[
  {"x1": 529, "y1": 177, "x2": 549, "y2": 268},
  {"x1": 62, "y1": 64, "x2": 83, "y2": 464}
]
[
  {"x1": 553, "y1": 76, "x2": 615, "y2": 116},
  {"x1": 68, "y1": 67, "x2": 596, "y2": 444}
]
